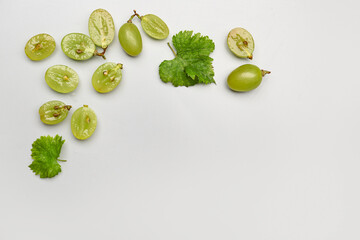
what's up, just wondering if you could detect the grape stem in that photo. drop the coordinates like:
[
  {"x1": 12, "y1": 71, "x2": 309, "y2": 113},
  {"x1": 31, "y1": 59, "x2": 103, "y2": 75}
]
[
  {"x1": 261, "y1": 70, "x2": 271, "y2": 77},
  {"x1": 167, "y1": 42, "x2": 177, "y2": 57},
  {"x1": 57, "y1": 159, "x2": 67, "y2": 162},
  {"x1": 127, "y1": 10, "x2": 141, "y2": 23},
  {"x1": 94, "y1": 47, "x2": 108, "y2": 60},
  {"x1": 64, "y1": 105, "x2": 72, "y2": 111}
]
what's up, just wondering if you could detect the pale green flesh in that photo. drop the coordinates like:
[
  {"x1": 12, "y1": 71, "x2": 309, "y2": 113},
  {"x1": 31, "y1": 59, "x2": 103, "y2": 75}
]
[
  {"x1": 71, "y1": 106, "x2": 97, "y2": 140},
  {"x1": 25, "y1": 33, "x2": 55, "y2": 61},
  {"x1": 92, "y1": 62, "x2": 122, "y2": 93},
  {"x1": 45, "y1": 65, "x2": 79, "y2": 93},
  {"x1": 39, "y1": 100, "x2": 70, "y2": 125},
  {"x1": 227, "y1": 64, "x2": 262, "y2": 92},
  {"x1": 88, "y1": 9, "x2": 115, "y2": 48},
  {"x1": 141, "y1": 14, "x2": 169, "y2": 40},
  {"x1": 61, "y1": 33, "x2": 96, "y2": 60},
  {"x1": 227, "y1": 28, "x2": 254, "y2": 59},
  {"x1": 118, "y1": 23, "x2": 142, "y2": 56}
]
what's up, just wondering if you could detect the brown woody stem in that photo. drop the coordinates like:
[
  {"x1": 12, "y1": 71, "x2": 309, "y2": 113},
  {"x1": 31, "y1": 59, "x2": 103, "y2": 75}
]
[
  {"x1": 127, "y1": 10, "x2": 140, "y2": 23},
  {"x1": 94, "y1": 47, "x2": 108, "y2": 60},
  {"x1": 261, "y1": 70, "x2": 271, "y2": 77}
]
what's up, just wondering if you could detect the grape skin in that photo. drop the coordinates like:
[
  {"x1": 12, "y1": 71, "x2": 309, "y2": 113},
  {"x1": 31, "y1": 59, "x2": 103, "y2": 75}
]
[
  {"x1": 118, "y1": 23, "x2": 142, "y2": 56},
  {"x1": 227, "y1": 64, "x2": 264, "y2": 92}
]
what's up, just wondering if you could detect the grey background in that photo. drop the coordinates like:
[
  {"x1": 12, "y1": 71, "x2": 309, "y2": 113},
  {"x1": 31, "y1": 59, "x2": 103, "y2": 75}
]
[{"x1": 0, "y1": 0, "x2": 359, "y2": 239}]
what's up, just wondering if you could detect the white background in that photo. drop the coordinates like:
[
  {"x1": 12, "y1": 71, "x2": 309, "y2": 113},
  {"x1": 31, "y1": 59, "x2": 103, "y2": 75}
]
[{"x1": 0, "y1": 0, "x2": 359, "y2": 239}]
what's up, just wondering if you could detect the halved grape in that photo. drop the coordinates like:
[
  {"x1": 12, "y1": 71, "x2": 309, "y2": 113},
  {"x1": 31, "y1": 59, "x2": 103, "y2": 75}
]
[
  {"x1": 88, "y1": 9, "x2": 115, "y2": 48},
  {"x1": 92, "y1": 62, "x2": 123, "y2": 93},
  {"x1": 61, "y1": 33, "x2": 96, "y2": 60},
  {"x1": 25, "y1": 33, "x2": 55, "y2": 61},
  {"x1": 118, "y1": 23, "x2": 142, "y2": 56},
  {"x1": 39, "y1": 100, "x2": 72, "y2": 125},
  {"x1": 227, "y1": 64, "x2": 270, "y2": 92},
  {"x1": 227, "y1": 27, "x2": 254, "y2": 59},
  {"x1": 71, "y1": 105, "x2": 97, "y2": 140},
  {"x1": 45, "y1": 65, "x2": 79, "y2": 93},
  {"x1": 140, "y1": 14, "x2": 169, "y2": 40}
]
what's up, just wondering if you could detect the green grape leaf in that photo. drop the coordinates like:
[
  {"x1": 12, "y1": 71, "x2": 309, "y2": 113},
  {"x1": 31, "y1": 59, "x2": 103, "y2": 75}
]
[
  {"x1": 159, "y1": 31, "x2": 215, "y2": 87},
  {"x1": 29, "y1": 135, "x2": 66, "y2": 178}
]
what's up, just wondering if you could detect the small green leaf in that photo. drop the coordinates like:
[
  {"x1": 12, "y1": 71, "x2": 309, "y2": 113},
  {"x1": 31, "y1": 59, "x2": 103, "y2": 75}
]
[
  {"x1": 159, "y1": 31, "x2": 215, "y2": 87},
  {"x1": 29, "y1": 135, "x2": 66, "y2": 178}
]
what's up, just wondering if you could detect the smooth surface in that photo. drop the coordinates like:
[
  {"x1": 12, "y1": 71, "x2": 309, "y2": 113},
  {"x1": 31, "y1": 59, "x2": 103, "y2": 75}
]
[
  {"x1": 1, "y1": 0, "x2": 360, "y2": 239},
  {"x1": 227, "y1": 64, "x2": 263, "y2": 92},
  {"x1": 119, "y1": 22, "x2": 143, "y2": 56}
]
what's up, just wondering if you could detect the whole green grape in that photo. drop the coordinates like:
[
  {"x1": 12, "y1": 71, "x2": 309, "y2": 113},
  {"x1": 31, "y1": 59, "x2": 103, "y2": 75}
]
[
  {"x1": 45, "y1": 65, "x2": 79, "y2": 93},
  {"x1": 140, "y1": 14, "x2": 169, "y2": 40},
  {"x1": 39, "y1": 100, "x2": 72, "y2": 125},
  {"x1": 71, "y1": 105, "x2": 97, "y2": 140},
  {"x1": 118, "y1": 22, "x2": 142, "y2": 56},
  {"x1": 227, "y1": 64, "x2": 270, "y2": 92},
  {"x1": 25, "y1": 33, "x2": 55, "y2": 61},
  {"x1": 92, "y1": 62, "x2": 123, "y2": 93}
]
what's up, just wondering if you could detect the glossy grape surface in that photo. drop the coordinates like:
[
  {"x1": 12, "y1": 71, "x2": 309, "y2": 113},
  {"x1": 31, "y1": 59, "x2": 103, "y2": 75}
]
[
  {"x1": 25, "y1": 33, "x2": 55, "y2": 61},
  {"x1": 71, "y1": 105, "x2": 97, "y2": 140},
  {"x1": 39, "y1": 100, "x2": 71, "y2": 125},
  {"x1": 227, "y1": 27, "x2": 254, "y2": 59},
  {"x1": 45, "y1": 65, "x2": 79, "y2": 93},
  {"x1": 118, "y1": 23, "x2": 142, "y2": 56},
  {"x1": 88, "y1": 9, "x2": 115, "y2": 48},
  {"x1": 92, "y1": 62, "x2": 123, "y2": 93},
  {"x1": 141, "y1": 14, "x2": 169, "y2": 40},
  {"x1": 61, "y1": 33, "x2": 96, "y2": 60},
  {"x1": 227, "y1": 64, "x2": 263, "y2": 92}
]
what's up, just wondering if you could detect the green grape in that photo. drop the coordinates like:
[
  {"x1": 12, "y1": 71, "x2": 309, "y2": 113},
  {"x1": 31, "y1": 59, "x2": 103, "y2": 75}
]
[
  {"x1": 227, "y1": 64, "x2": 270, "y2": 92},
  {"x1": 227, "y1": 27, "x2": 254, "y2": 59},
  {"x1": 140, "y1": 14, "x2": 169, "y2": 40},
  {"x1": 45, "y1": 65, "x2": 79, "y2": 93},
  {"x1": 118, "y1": 22, "x2": 142, "y2": 56},
  {"x1": 88, "y1": 9, "x2": 115, "y2": 48},
  {"x1": 39, "y1": 100, "x2": 72, "y2": 125},
  {"x1": 92, "y1": 62, "x2": 123, "y2": 93},
  {"x1": 25, "y1": 33, "x2": 55, "y2": 61},
  {"x1": 61, "y1": 33, "x2": 96, "y2": 60},
  {"x1": 71, "y1": 105, "x2": 97, "y2": 140}
]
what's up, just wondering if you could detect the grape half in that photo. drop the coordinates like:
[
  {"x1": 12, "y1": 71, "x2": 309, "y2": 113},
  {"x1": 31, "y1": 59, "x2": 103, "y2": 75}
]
[
  {"x1": 118, "y1": 23, "x2": 142, "y2": 56},
  {"x1": 140, "y1": 14, "x2": 169, "y2": 40},
  {"x1": 61, "y1": 33, "x2": 96, "y2": 60},
  {"x1": 92, "y1": 62, "x2": 123, "y2": 93},
  {"x1": 227, "y1": 28, "x2": 254, "y2": 59},
  {"x1": 45, "y1": 65, "x2": 79, "y2": 93},
  {"x1": 88, "y1": 9, "x2": 115, "y2": 48},
  {"x1": 25, "y1": 33, "x2": 55, "y2": 61},
  {"x1": 71, "y1": 105, "x2": 97, "y2": 140},
  {"x1": 39, "y1": 100, "x2": 72, "y2": 125},
  {"x1": 227, "y1": 64, "x2": 270, "y2": 92}
]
